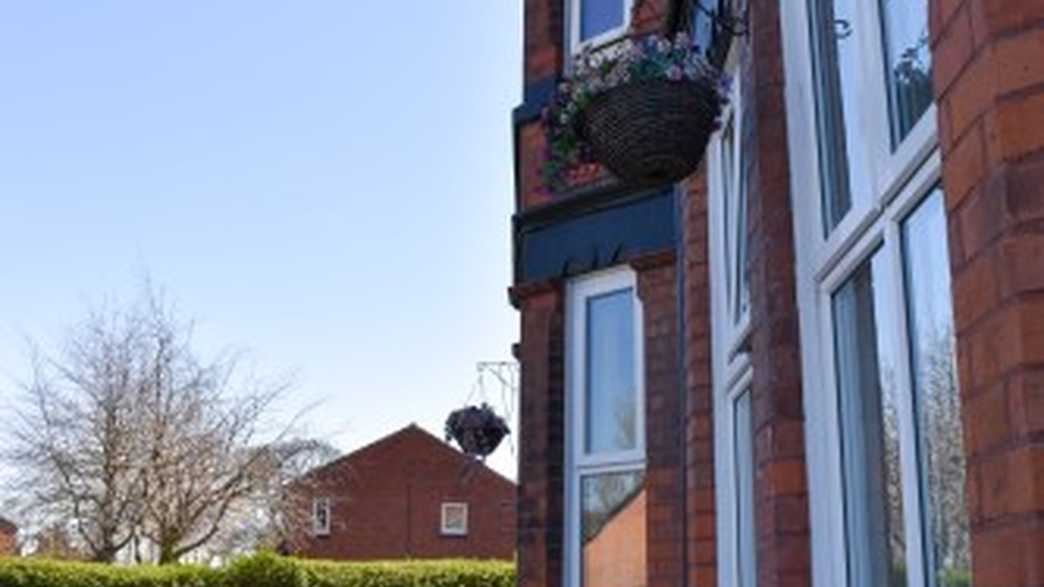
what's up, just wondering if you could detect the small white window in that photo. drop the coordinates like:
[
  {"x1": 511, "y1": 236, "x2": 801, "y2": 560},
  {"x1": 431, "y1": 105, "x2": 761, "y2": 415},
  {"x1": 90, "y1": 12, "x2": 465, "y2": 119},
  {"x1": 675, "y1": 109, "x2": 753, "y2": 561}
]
[
  {"x1": 312, "y1": 497, "x2": 331, "y2": 536},
  {"x1": 568, "y1": 0, "x2": 633, "y2": 55},
  {"x1": 441, "y1": 502, "x2": 469, "y2": 536},
  {"x1": 564, "y1": 267, "x2": 645, "y2": 587}
]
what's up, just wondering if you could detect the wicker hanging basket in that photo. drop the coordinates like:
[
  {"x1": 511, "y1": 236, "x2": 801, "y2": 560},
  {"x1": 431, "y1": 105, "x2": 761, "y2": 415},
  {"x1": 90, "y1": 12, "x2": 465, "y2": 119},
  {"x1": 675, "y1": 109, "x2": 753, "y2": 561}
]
[
  {"x1": 579, "y1": 77, "x2": 723, "y2": 187},
  {"x1": 445, "y1": 403, "x2": 510, "y2": 459}
]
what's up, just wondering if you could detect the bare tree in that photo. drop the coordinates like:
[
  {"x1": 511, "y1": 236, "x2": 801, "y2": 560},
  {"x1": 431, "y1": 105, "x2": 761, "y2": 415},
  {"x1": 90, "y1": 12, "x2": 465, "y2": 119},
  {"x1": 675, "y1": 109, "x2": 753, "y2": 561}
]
[
  {"x1": 4, "y1": 281, "x2": 305, "y2": 564},
  {"x1": 206, "y1": 438, "x2": 341, "y2": 560},
  {"x1": 6, "y1": 305, "x2": 152, "y2": 562}
]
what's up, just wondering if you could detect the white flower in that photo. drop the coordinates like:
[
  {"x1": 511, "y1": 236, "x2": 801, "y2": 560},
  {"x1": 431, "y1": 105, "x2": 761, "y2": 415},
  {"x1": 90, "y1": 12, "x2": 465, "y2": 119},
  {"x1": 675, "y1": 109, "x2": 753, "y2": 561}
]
[
  {"x1": 666, "y1": 65, "x2": 683, "y2": 81},
  {"x1": 656, "y1": 38, "x2": 671, "y2": 53}
]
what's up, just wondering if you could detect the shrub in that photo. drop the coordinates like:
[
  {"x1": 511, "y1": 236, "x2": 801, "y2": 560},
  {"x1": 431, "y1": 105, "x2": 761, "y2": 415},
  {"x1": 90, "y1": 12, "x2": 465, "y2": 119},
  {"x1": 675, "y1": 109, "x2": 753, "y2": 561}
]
[
  {"x1": 0, "y1": 558, "x2": 217, "y2": 587},
  {"x1": 224, "y1": 552, "x2": 305, "y2": 587},
  {"x1": 0, "y1": 554, "x2": 515, "y2": 587}
]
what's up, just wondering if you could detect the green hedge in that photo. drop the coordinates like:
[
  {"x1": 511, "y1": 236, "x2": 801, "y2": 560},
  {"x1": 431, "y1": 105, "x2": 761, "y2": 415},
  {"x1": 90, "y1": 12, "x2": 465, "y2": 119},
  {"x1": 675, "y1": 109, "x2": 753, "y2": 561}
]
[{"x1": 0, "y1": 553, "x2": 515, "y2": 587}]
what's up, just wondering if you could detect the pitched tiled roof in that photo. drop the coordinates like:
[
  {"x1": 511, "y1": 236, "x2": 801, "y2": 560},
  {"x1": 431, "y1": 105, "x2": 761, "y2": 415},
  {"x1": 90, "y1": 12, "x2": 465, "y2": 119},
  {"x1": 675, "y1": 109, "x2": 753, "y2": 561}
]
[{"x1": 292, "y1": 423, "x2": 516, "y2": 489}]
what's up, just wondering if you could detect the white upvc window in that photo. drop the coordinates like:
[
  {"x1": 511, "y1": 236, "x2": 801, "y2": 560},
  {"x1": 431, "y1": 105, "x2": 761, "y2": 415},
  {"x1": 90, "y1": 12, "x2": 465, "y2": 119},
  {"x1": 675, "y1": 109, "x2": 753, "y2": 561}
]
[
  {"x1": 564, "y1": 267, "x2": 646, "y2": 587},
  {"x1": 312, "y1": 497, "x2": 331, "y2": 537},
  {"x1": 440, "y1": 502, "x2": 469, "y2": 536},
  {"x1": 782, "y1": 1, "x2": 970, "y2": 586},
  {"x1": 707, "y1": 51, "x2": 756, "y2": 587},
  {"x1": 567, "y1": 0, "x2": 634, "y2": 56},
  {"x1": 707, "y1": 61, "x2": 751, "y2": 360}
]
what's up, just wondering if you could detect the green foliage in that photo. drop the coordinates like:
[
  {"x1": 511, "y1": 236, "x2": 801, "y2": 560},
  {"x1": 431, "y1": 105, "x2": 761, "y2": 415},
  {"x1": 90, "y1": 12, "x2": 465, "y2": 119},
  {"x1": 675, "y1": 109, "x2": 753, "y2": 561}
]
[
  {"x1": 541, "y1": 32, "x2": 726, "y2": 191},
  {"x1": 938, "y1": 568, "x2": 971, "y2": 587},
  {"x1": 0, "y1": 558, "x2": 218, "y2": 587},
  {"x1": 0, "y1": 553, "x2": 515, "y2": 587}
]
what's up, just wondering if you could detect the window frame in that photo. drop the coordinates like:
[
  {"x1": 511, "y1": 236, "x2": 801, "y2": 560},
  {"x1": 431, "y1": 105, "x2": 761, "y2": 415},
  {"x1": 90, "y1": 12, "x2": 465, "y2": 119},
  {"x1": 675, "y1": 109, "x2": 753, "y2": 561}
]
[
  {"x1": 714, "y1": 368, "x2": 756, "y2": 587},
  {"x1": 707, "y1": 44, "x2": 758, "y2": 587},
  {"x1": 566, "y1": 0, "x2": 635, "y2": 57},
  {"x1": 781, "y1": 0, "x2": 956, "y2": 584},
  {"x1": 706, "y1": 55, "x2": 751, "y2": 366},
  {"x1": 312, "y1": 497, "x2": 331, "y2": 537},
  {"x1": 563, "y1": 267, "x2": 645, "y2": 587},
  {"x1": 785, "y1": 0, "x2": 938, "y2": 266},
  {"x1": 440, "y1": 502, "x2": 469, "y2": 537}
]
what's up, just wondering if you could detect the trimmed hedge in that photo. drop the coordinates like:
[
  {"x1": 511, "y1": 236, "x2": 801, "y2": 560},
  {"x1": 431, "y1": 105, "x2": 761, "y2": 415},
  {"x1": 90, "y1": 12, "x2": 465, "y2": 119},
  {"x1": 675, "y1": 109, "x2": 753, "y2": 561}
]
[{"x1": 0, "y1": 553, "x2": 515, "y2": 587}]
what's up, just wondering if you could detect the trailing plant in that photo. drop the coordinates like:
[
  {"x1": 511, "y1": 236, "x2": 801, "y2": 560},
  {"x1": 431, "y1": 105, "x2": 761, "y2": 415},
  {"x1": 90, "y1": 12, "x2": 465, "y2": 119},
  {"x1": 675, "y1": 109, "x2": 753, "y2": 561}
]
[{"x1": 541, "y1": 32, "x2": 729, "y2": 191}]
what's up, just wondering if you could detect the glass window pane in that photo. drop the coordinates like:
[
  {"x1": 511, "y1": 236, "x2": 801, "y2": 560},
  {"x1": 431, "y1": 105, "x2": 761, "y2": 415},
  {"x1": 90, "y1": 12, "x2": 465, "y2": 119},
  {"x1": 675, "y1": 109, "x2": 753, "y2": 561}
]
[
  {"x1": 586, "y1": 289, "x2": 637, "y2": 454},
  {"x1": 733, "y1": 136, "x2": 749, "y2": 326},
  {"x1": 880, "y1": 0, "x2": 933, "y2": 145},
  {"x1": 721, "y1": 115, "x2": 735, "y2": 306},
  {"x1": 832, "y1": 252, "x2": 908, "y2": 587},
  {"x1": 902, "y1": 189, "x2": 971, "y2": 587},
  {"x1": 734, "y1": 390, "x2": 756, "y2": 587},
  {"x1": 809, "y1": 0, "x2": 872, "y2": 234},
  {"x1": 581, "y1": 471, "x2": 646, "y2": 587},
  {"x1": 580, "y1": 0, "x2": 624, "y2": 42}
]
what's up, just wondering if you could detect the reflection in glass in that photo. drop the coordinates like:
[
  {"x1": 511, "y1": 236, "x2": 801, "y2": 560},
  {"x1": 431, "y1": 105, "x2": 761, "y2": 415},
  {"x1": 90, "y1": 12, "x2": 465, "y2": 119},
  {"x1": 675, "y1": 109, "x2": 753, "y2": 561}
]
[
  {"x1": 585, "y1": 289, "x2": 637, "y2": 454},
  {"x1": 580, "y1": 0, "x2": 624, "y2": 42},
  {"x1": 734, "y1": 390, "x2": 756, "y2": 587},
  {"x1": 880, "y1": 0, "x2": 933, "y2": 145},
  {"x1": 721, "y1": 114, "x2": 736, "y2": 306},
  {"x1": 809, "y1": 0, "x2": 871, "y2": 234},
  {"x1": 903, "y1": 189, "x2": 971, "y2": 587},
  {"x1": 581, "y1": 471, "x2": 647, "y2": 587},
  {"x1": 833, "y1": 252, "x2": 908, "y2": 587},
  {"x1": 733, "y1": 128, "x2": 749, "y2": 326},
  {"x1": 718, "y1": 108, "x2": 750, "y2": 327}
]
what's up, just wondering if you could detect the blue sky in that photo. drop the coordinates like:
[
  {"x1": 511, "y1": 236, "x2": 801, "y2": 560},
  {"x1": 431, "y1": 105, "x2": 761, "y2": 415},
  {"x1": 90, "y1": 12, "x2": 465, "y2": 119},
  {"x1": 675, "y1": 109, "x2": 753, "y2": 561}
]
[{"x1": 0, "y1": 2, "x2": 523, "y2": 477}]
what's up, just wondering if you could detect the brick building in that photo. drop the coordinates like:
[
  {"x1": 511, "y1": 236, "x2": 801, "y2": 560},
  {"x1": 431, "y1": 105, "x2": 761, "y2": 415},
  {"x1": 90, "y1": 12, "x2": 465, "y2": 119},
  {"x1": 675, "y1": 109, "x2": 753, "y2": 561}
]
[
  {"x1": 509, "y1": 0, "x2": 1044, "y2": 586},
  {"x1": 289, "y1": 424, "x2": 515, "y2": 561},
  {"x1": 0, "y1": 517, "x2": 16, "y2": 557}
]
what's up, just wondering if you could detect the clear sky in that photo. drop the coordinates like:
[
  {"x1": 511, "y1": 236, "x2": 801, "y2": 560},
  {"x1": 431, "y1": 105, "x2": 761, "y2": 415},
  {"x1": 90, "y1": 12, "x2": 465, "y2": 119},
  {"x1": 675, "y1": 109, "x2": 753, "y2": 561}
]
[{"x1": 0, "y1": 2, "x2": 523, "y2": 478}]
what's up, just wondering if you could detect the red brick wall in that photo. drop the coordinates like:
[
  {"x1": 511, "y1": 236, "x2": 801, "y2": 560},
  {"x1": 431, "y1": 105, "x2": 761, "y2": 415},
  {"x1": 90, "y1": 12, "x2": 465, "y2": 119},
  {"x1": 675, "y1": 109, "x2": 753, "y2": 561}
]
[
  {"x1": 680, "y1": 163, "x2": 717, "y2": 587},
  {"x1": 292, "y1": 426, "x2": 515, "y2": 561},
  {"x1": 930, "y1": 1, "x2": 1044, "y2": 585},
  {"x1": 741, "y1": 2, "x2": 811, "y2": 586},
  {"x1": 635, "y1": 254, "x2": 685, "y2": 587},
  {"x1": 514, "y1": 283, "x2": 566, "y2": 587},
  {"x1": 0, "y1": 528, "x2": 15, "y2": 557}
]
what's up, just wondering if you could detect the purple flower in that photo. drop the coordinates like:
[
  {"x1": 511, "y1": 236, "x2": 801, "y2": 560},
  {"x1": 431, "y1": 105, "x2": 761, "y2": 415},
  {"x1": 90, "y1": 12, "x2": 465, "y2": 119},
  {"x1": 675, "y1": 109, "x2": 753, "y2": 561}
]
[{"x1": 666, "y1": 65, "x2": 683, "y2": 81}]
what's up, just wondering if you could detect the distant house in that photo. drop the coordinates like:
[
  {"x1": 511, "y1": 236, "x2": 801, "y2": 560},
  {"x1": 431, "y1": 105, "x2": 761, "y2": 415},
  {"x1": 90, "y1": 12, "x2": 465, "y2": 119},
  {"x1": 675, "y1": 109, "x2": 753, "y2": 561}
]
[
  {"x1": 0, "y1": 516, "x2": 17, "y2": 556},
  {"x1": 288, "y1": 424, "x2": 515, "y2": 561}
]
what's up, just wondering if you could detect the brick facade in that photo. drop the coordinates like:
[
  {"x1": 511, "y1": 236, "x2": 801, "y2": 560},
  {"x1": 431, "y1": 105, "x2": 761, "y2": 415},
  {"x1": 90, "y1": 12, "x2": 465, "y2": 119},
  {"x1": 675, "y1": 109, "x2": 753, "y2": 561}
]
[
  {"x1": 740, "y1": 3, "x2": 811, "y2": 586},
  {"x1": 511, "y1": 0, "x2": 1043, "y2": 585},
  {"x1": 290, "y1": 425, "x2": 515, "y2": 561},
  {"x1": 514, "y1": 283, "x2": 566, "y2": 587},
  {"x1": 680, "y1": 164, "x2": 717, "y2": 587},
  {"x1": 634, "y1": 253, "x2": 685, "y2": 587},
  {"x1": 931, "y1": 1, "x2": 1044, "y2": 585},
  {"x1": 0, "y1": 518, "x2": 15, "y2": 557}
]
